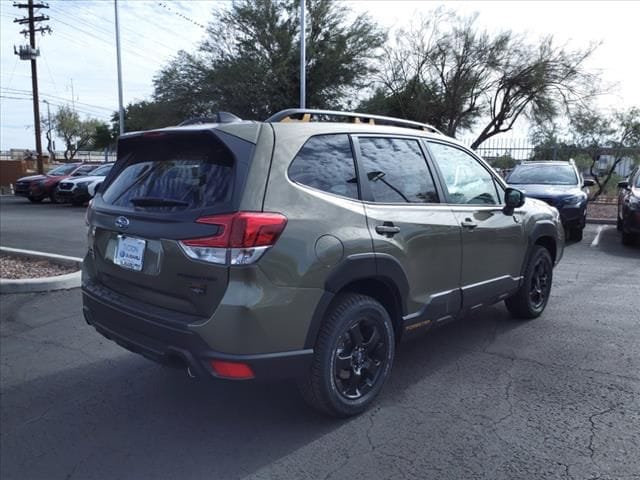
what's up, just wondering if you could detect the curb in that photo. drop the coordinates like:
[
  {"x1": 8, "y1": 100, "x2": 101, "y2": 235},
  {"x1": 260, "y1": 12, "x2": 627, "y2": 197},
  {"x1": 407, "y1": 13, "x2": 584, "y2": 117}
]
[
  {"x1": 586, "y1": 218, "x2": 617, "y2": 225},
  {"x1": 0, "y1": 247, "x2": 82, "y2": 294}
]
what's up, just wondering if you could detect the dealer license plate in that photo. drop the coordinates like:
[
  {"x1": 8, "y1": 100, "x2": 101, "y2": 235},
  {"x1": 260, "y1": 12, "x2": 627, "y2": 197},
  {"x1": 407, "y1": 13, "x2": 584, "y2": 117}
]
[{"x1": 114, "y1": 235, "x2": 146, "y2": 272}]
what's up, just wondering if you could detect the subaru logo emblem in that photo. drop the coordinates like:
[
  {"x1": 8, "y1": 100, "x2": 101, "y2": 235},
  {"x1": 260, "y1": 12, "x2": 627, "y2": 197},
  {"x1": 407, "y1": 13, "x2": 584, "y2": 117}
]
[{"x1": 115, "y1": 216, "x2": 130, "y2": 229}]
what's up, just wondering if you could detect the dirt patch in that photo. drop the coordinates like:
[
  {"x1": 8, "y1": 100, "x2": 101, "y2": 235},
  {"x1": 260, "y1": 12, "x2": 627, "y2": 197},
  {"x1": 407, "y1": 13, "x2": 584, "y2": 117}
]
[
  {"x1": 0, "y1": 254, "x2": 77, "y2": 280},
  {"x1": 587, "y1": 202, "x2": 617, "y2": 220}
]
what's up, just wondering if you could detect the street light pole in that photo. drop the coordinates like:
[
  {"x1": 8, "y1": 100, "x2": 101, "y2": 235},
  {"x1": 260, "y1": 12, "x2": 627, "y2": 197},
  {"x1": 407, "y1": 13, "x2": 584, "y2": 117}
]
[
  {"x1": 43, "y1": 99, "x2": 54, "y2": 162},
  {"x1": 114, "y1": 0, "x2": 125, "y2": 135},
  {"x1": 299, "y1": 0, "x2": 305, "y2": 109}
]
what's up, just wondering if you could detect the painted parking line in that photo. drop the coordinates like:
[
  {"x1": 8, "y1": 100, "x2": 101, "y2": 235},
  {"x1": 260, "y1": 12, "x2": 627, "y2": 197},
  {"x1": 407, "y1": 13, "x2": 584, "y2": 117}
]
[{"x1": 590, "y1": 225, "x2": 608, "y2": 247}]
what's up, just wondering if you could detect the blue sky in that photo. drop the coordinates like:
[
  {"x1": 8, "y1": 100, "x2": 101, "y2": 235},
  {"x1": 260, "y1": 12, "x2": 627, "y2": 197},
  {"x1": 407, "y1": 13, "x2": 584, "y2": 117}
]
[{"x1": 1, "y1": 0, "x2": 639, "y2": 151}]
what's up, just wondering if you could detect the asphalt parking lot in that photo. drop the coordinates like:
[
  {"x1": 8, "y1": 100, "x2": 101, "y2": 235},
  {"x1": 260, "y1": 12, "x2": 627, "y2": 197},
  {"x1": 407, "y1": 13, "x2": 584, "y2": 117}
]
[
  {"x1": 1, "y1": 198, "x2": 639, "y2": 480},
  {"x1": 0, "y1": 196, "x2": 88, "y2": 257}
]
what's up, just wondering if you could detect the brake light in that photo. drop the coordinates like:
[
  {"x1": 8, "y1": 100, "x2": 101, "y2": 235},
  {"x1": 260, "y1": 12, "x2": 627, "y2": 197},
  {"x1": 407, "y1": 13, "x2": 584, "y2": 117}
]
[{"x1": 179, "y1": 212, "x2": 287, "y2": 265}]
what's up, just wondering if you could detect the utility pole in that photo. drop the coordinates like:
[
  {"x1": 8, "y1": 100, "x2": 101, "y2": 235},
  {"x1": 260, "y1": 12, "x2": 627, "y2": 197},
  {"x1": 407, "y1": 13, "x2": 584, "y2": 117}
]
[
  {"x1": 114, "y1": 0, "x2": 125, "y2": 135},
  {"x1": 70, "y1": 78, "x2": 75, "y2": 113},
  {"x1": 13, "y1": 0, "x2": 51, "y2": 174},
  {"x1": 299, "y1": 0, "x2": 305, "y2": 109}
]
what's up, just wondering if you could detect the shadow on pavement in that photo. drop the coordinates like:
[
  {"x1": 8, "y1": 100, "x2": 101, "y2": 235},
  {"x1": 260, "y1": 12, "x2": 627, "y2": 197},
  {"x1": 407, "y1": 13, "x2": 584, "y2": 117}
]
[{"x1": 1, "y1": 301, "x2": 522, "y2": 480}]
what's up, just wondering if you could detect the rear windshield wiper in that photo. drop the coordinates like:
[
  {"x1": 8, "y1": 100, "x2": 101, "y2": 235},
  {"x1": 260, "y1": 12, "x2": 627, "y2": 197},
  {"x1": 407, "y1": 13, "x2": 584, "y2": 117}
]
[{"x1": 130, "y1": 197, "x2": 189, "y2": 207}]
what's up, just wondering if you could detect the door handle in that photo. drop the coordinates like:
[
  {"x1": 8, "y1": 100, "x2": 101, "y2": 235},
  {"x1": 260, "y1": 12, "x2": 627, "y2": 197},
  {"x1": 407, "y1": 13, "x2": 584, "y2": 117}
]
[
  {"x1": 461, "y1": 218, "x2": 477, "y2": 229},
  {"x1": 376, "y1": 224, "x2": 401, "y2": 236}
]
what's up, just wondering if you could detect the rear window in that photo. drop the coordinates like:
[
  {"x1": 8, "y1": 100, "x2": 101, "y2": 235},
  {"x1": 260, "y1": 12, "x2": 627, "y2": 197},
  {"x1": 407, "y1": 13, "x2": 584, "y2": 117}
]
[{"x1": 102, "y1": 133, "x2": 234, "y2": 211}]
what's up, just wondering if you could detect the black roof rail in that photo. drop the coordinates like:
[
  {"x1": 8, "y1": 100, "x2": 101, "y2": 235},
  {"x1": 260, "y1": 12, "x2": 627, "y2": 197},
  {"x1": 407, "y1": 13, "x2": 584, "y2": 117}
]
[
  {"x1": 265, "y1": 109, "x2": 444, "y2": 135},
  {"x1": 178, "y1": 112, "x2": 242, "y2": 126}
]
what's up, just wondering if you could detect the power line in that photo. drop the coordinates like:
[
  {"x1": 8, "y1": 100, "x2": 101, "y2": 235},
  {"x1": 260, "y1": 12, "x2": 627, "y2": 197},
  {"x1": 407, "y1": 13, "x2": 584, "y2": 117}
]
[
  {"x1": 47, "y1": 13, "x2": 161, "y2": 67},
  {"x1": 67, "y1": 2, "x2": 179, "y2": 55},
  {"x1": 3, "y1": 57, "x2": 20, "y2": 90},
  {"x1": 1, "y1": 95, "x2": 112, "y2": 120},
  {"x1": 155, "y1": 1, "x2": 206, "y2": 29},
  {"x1": 2, "y1": 87, "x2": 115, "y2": 114}
]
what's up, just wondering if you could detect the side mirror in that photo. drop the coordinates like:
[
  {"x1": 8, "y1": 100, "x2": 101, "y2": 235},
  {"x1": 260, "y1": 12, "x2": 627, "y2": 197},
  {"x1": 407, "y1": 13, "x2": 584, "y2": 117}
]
[
  {"x1": 503, "y1": 187, "x2": 525, "y2": 214},
  {"x1": 583, "y1": 179, "x2": 596, "y2": 187},
  {"x1": 617, "y1": 180, "x2": 629, "y2": 189}
]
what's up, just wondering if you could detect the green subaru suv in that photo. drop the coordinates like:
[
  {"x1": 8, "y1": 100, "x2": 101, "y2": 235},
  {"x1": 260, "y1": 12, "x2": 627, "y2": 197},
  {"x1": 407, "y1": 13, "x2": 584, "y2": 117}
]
[{"x1": 82, "y1": 109, "x2": 564, "y2": 416}]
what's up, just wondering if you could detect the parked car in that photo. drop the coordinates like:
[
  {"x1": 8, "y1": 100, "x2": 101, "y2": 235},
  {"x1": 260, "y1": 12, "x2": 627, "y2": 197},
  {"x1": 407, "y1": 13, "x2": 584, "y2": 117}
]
[
  {"x1": 506, "y1": 160, "x2": 594, "y2": 241},
  {"x1": 14, "y1": 162, "x2": 102, "y2": 203},
  {"x1": 55, "y1": 162, "x2": 115, "y2": 206},
  {"x1": 617, "y1": 166, "x2": 640, "y2": 245},
  {"x1": 83, "y1": 109, "x2": 564, "y2": 417}
]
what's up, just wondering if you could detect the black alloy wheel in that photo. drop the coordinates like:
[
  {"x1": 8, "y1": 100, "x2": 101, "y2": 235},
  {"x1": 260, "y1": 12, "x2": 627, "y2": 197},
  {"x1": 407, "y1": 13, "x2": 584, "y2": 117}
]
[
  {"x1": 505, "y1": 246, "x2": 554, "y2": 319},
  {"x1": 333, "y1": 318, "x2": 388, "y2": 400},
  {"x1": 529, "y1": 256, "x2": 551, "y2": 310},
  {"x1": 299, "y1": 293, "x2": 395, "y2": 417}
]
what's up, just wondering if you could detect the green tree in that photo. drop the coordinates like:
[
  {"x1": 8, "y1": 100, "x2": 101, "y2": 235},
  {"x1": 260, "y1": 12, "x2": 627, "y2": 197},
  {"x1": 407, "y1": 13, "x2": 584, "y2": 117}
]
[
  {"x1": 570, "y1": 106, "x2": 640, "y2": 199},
  {"x1": 91, "y1": 122, "x2": 115, "y2": 151},
  {"x1": 52, "y1": 106, "x2": 105, "y2": 161},
  {"x1": 111, "y1": 100, "x2": 184, "y2": 135},
  {"x1": 361, "y1": 9, "x2": 600, "y2": 148},
  {"x1": 360, "y1": 10, "x2": 508, "y2": 137},
  {"x1": 152, "y1": 0, "x2": 385, "y2": 120}
]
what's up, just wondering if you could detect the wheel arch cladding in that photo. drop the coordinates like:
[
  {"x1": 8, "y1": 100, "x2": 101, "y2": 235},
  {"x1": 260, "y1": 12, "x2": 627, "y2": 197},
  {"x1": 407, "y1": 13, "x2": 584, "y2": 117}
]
[
  {"x1": 304, "y1": 253, "x2": 409, "y2": 348},
  {"x1": 534, "y1": 235, "x2": 557, "y2": 264},
  {"x1": 525, "y1": 221, "x2": 559, "y2": 271}
]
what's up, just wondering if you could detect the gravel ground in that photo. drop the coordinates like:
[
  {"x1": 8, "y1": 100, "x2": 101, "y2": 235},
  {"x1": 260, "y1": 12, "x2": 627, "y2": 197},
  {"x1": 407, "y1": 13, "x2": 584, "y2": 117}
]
[
  {"x1": 587, "y1": 201, "x2": 617, "y2": 219},
  {"x1": 0, "y1": 254, "x2": 77, "y2": 279}
]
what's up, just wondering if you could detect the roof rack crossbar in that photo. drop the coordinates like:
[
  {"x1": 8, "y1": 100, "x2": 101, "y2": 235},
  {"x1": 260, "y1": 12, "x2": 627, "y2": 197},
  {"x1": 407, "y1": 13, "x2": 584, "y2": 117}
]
[{"x1": 265, "y1": 109, "x2": 443, "y2": 135}]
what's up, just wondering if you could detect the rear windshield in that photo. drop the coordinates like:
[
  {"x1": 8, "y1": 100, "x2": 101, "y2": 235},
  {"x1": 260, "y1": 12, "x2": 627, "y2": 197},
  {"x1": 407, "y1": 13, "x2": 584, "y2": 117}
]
[
  {"x1": 507, "y1": 164, "x2": 577, "y2": 185},
  {"x1": 102, "y1": 133, "x2": 234, "y2": 211}
]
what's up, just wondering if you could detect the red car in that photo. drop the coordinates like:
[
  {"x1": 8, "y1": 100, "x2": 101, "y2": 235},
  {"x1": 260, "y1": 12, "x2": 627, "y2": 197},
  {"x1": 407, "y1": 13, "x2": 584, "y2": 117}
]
[{"x1": 14, "y1": 163, "x2": 100, "y2": 203}]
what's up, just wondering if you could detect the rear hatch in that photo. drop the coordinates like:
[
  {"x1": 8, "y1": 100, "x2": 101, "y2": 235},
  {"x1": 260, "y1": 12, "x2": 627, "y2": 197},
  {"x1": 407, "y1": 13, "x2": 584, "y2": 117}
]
[{"x1": 88, "y1": 128, "x2": 256, "y2": 319}]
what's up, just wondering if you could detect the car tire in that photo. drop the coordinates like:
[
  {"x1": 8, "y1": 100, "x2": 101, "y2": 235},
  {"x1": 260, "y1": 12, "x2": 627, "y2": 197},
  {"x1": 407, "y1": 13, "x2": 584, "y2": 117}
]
[
  {"x1": 505, "y1": 246, "x2": 553, "y2": 319},
  {"x1": 622, "y1": 231, "x2": 635, "y2": 246},
  {"x1": 49, "y1": 193, "x2": 58, "y2": 204},
  {"x1": 71, "y1": 200, "x2": 84, "y2": 207},
  {"x1": 616, "y1": 215, "x2": 623, "y2": 231},
  {"x1": 28, "y1": 197, "x2": 42, "y2": 203},
  {"x1": 298, "y1": 293, "x2": 395, "y2": 417},
  {"x1": 570, "y1": 227, "x2": 583, "y2": 242}
]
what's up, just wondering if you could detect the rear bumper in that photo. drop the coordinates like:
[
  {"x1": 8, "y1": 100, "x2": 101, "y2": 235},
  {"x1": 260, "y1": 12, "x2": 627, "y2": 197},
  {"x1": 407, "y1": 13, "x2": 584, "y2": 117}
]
[{"x1": 82, "y1": 282, "x2": 313, "y2": 381}]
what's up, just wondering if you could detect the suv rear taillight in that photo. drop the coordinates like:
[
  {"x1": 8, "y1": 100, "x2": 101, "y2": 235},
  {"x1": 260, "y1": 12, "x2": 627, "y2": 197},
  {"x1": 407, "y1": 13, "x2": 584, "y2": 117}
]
[{"x1": 179, "y1": 212, "x2": 287, "y2": 265}]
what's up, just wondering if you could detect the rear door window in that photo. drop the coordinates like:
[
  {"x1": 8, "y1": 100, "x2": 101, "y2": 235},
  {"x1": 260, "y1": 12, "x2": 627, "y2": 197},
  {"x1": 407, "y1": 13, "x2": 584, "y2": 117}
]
[
  {"x1": 102, "y1": 133, "x2": 234, "y2": 211},
  {"x1": 288, "y1": 134, "x2": 359, "y2": 199},
  {"x1": 357, "y1": 137, "x2": 439, "y2": 203}
]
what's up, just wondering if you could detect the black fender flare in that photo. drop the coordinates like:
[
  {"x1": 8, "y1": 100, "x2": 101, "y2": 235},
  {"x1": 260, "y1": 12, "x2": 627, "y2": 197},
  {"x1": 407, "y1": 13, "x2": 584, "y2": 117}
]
[
  {"x1": 522, "y1": 221, "x2": 560, "y2": 276},
  {"x1": 303, "y1": 253, "x2": 409, "y2": 349}
]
